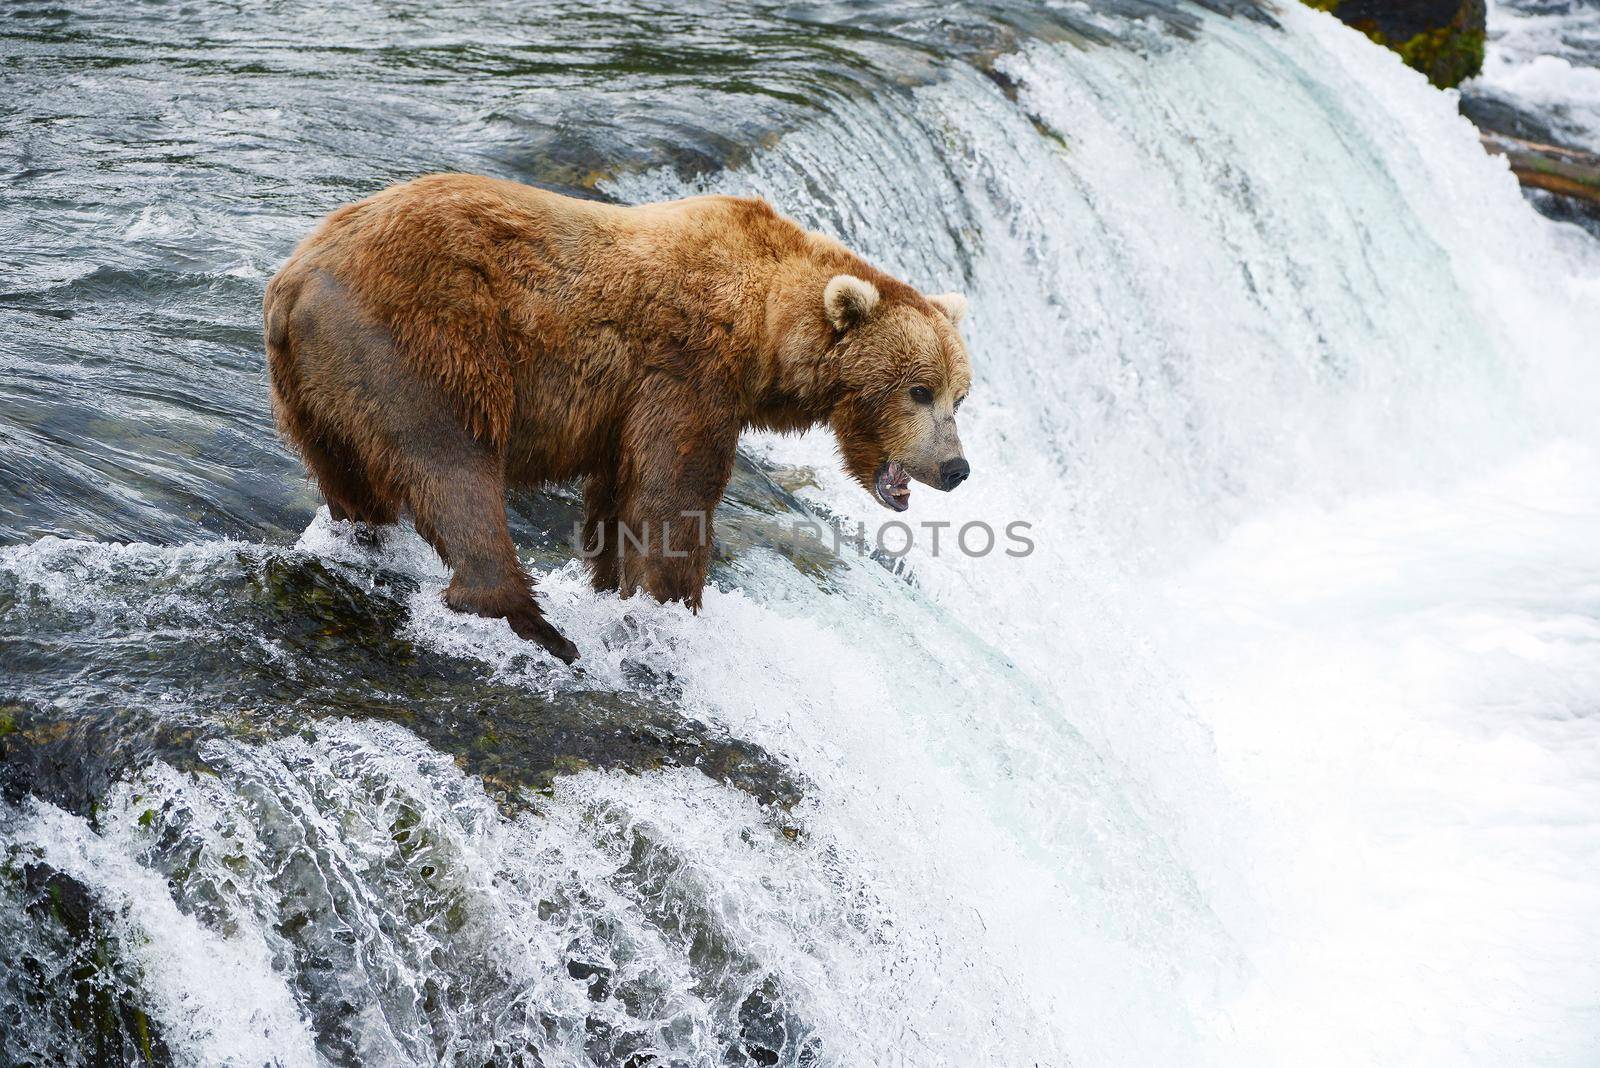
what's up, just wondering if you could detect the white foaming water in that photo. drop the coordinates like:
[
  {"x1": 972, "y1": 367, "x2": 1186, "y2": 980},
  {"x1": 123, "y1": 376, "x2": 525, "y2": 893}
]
[
  {"x1": 1149, "y1": 441, "x2": 1600, "y2": 1064},
  {"x1": 6, "y1": 4, "x2": 1600, "y2": 1065},
  {"x1": 5, "y1": 799, "x2": 320, "y2": 1068}
]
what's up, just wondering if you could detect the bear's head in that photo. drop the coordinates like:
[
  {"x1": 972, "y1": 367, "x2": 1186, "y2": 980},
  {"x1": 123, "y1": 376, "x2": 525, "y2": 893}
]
[{"x1": 823, "y1": 274, "x2": 973, "y2": 512}]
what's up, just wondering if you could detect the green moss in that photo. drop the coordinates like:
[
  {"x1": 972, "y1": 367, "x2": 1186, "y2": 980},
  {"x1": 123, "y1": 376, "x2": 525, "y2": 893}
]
[
  {"x1": 1396, "y1": 25, "x2": 1486, "y2": 89},
  {"x1": 1527, "y1": 156, "x2": 1600, "y2": 190},
  {"x1": 132, "y1": 1007, "x2": 155, "y2": 1065},
  {"x1": 550, "y1": 754, "x2": 593, "y2": 776}
]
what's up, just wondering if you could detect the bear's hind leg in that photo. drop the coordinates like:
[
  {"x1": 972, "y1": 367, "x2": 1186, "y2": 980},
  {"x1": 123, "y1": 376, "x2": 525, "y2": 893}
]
[
  {"x1": 582, "y1": 469, "x2": 622, "y2": 594},
  {"x1": 298, "y1": 431, "x2": 398, "y2": 543},
  {"x1": 407, "y1": 447, "x2": 579, "y2": 665}
]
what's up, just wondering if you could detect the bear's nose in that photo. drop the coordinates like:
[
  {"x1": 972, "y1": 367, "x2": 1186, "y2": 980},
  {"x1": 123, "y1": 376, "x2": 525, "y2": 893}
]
[{"x1": 939, "y1": 457, "x2": 970, "y2": 491}]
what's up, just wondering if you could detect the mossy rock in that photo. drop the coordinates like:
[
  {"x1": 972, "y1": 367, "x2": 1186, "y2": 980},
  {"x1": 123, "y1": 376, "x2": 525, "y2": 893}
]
[
  {"x1": 1305, "y1": 0, "x2": 1486, "y2": 89},
  {"x1": 1392, "y1": 21, "x2": 1486, "y2": 90}
]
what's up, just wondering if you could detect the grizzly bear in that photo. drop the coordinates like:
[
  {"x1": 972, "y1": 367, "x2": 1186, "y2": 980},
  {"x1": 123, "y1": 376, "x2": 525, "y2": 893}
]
[{"x1": 264, "y1": 174, "x2": 973, "y2": 664}]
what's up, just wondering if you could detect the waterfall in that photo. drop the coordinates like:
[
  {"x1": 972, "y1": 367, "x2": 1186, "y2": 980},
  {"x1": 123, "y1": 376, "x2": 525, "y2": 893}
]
[{"x1": 2, "y1": 2, "x2": 1598, "y2": 1066}]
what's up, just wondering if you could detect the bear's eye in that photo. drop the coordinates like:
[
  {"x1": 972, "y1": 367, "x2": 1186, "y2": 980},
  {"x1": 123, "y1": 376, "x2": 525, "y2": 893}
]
[
  {"x1": 909, "y1": 385, "x2": 934, "y2": 405},
  {"x1": 954, "y1": 393, "x2": 967, "y2": 411}
]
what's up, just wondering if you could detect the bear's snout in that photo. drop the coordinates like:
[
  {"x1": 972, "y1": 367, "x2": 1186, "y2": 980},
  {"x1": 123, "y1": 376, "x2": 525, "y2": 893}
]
[{"x1": 938, "y1": 457, "x2": 970, "y2": 491}]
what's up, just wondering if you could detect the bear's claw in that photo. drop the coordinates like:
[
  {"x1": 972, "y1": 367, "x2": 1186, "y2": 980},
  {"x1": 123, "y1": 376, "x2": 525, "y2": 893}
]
[{"x1": 509, "y1": 608, "x2": 581, "y2": 665}]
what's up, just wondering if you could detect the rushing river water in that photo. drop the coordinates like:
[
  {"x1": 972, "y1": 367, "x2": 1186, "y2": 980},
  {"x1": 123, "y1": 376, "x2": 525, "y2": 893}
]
[{"x1": 3, "y1": 2, "x2": 1600, "y2": 1066}]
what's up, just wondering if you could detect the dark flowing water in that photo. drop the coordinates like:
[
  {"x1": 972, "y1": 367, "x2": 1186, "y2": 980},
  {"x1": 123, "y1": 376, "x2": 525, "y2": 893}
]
[{"x1": 4, "y1": 1, "x2": 1600, "y2": 1066}]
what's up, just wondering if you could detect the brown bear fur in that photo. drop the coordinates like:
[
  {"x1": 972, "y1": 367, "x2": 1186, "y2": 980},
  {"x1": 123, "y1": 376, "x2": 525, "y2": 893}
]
[{"x1": 264, "y1": 173, "x2": 971, "y2": 663}]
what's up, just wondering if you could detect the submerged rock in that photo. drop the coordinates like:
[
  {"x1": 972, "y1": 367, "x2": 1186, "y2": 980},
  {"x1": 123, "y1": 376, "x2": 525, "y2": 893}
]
[
  {"x1": 0, "y1": 531, "x2": 808, "y2": 823},
  {"x1": 0, "y1": 857, "x2": 173, "y2": 1067}
]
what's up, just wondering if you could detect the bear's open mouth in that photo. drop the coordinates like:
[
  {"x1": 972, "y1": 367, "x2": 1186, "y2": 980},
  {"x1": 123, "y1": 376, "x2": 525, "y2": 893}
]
[{"x1": 873, "y1": 460, "x2": 910, "y2": 512}]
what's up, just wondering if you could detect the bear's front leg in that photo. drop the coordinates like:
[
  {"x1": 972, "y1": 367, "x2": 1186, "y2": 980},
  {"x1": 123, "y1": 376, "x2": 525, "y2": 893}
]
[
  {"x1": 617, "y1": 502, "x2": 718, "y2": 607},
  {"x1": 614, "y1": 382, "x2": 739, "y2": 609}
]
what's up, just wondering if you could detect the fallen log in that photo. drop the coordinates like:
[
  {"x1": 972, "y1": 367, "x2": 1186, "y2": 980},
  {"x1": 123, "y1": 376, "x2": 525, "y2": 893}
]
[{"x1": 1479, "y1": 131, "x2": 1600, "y2": 208}]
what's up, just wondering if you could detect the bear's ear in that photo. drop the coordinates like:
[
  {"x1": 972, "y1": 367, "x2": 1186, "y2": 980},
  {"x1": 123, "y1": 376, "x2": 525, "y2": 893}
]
[
  {"x1": 824, "y1": 274, "x2": 880, "y2": 331},
  {"x1": 927, "y1": 292, "x2": 968, "y2": 324}
]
